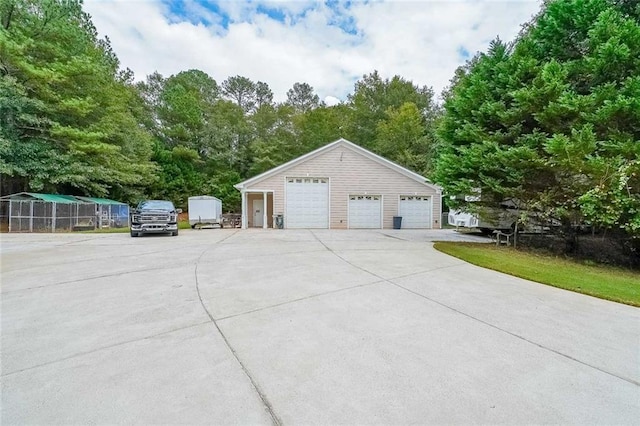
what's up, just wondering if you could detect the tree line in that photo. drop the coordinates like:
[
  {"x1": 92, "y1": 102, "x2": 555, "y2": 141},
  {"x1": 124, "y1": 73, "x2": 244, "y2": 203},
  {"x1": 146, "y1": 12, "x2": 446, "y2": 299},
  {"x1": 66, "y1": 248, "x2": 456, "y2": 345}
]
[
  {"x1": 0, "y1": 0, "x2": 438, "y2": 211},
  {"x1": 1, "y1": 0, "x2": 638, "y2": 245}
]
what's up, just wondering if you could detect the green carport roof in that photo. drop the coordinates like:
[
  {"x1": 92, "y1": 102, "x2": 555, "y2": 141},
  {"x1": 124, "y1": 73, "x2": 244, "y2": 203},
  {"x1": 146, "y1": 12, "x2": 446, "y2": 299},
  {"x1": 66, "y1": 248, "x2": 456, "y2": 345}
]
[
  {"x1": 0, "y1": 192, "x2": 125, "y2": 204},
  {"x1": 32, "y1": 193, "x2": 81, "y2": 203},
  {"x1": 74, "y1": 196, "x2": 127, "y2": 205},
  {"x1": 0, "y1": 192, "x2": 83, "y2": 204},
  {"x1": 0, "y1": 192, "x2": 128, "y2": 205}
]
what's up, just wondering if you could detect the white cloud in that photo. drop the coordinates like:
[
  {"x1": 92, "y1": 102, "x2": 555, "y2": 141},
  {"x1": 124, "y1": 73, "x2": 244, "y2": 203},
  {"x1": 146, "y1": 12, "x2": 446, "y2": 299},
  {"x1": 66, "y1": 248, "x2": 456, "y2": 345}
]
[
  {"x1": 84, "y1": 0, "x2": 541, "y2": 103},
  {"x1": 324, "y1": 95, "x2": 341, "y2": 106}
]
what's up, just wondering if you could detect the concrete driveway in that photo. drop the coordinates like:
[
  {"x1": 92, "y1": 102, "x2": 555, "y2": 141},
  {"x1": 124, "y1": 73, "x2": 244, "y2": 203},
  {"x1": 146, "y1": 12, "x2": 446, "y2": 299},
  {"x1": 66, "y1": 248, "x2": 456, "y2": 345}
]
[{"x1": 1, "y1": 229, "x2": 638, "y2": 424}]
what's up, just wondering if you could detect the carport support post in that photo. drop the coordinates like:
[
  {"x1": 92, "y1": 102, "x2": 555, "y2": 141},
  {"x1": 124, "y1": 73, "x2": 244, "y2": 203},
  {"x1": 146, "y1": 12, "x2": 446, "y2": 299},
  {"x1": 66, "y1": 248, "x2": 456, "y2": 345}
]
[
  {"x1": 52, "y1": 202, "x2": 56, "y2": 232},
  {"x1": 241, "y1": 190, "x2": 247, "y2": 229},
  {"x1": 29, "y1": 200, "x2": 33, "y2": 232},
  {"x1": 262, "y1": 191, "x2": 267, "y2": 229}
]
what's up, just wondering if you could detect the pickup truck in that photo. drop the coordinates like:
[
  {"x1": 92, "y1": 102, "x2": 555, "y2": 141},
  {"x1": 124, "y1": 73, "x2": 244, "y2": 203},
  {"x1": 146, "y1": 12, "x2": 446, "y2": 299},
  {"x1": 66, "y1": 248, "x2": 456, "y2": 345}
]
[{"x1": 130, "y1": 200, "x2": 180, "y2": 237}]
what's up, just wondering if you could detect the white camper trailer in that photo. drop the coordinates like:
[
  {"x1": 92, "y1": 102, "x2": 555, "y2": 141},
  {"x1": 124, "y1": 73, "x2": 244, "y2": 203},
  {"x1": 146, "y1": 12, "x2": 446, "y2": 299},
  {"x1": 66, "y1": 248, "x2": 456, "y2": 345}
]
[
  {"x1": 448, "y1": 208, "x2": 518, "y2": 234},
  {"x1": 447, "y1": 195, "x2": 520, "y2": 234},
  {"x1": 188, "y1": 195, "x2": 223, "y2": 229},
  {"x1": 447, "y1": 196, "x2": 554, "y2": 234}
]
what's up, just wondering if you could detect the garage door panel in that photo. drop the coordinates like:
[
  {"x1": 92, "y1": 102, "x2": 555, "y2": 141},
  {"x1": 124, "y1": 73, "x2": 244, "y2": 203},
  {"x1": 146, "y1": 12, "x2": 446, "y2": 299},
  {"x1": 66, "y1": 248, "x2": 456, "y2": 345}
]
[
  {"x1": 286, "y1": 178, "x2": 329, "y2": 229},
  {"x1": 349, "y1": 195, "x2": 381, "y2": 229},
  {"x1": 399, "y1": 196, "x2": 431, "y2": 229}
]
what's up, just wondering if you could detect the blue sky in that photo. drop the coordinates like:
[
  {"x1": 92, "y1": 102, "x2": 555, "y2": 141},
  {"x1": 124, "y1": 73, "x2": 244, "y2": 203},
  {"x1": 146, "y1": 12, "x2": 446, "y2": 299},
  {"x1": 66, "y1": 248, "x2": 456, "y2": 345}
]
[{"x1": 85, "y1": 0, "x2": 541, "y2": 104}]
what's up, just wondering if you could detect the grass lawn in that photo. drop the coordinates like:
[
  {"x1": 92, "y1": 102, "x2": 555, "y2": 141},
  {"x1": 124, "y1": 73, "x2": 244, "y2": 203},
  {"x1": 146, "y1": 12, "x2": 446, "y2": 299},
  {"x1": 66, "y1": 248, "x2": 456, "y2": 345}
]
[{"x1": 433, "y1": 242, "x2": 640, "y2": 307}]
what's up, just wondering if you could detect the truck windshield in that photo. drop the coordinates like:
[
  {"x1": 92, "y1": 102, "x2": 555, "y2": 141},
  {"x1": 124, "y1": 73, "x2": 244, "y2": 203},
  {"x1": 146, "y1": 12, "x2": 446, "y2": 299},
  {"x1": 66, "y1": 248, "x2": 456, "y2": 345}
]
[{"x1": 138, "y1": 200, "x2": 174, "y2": 210}]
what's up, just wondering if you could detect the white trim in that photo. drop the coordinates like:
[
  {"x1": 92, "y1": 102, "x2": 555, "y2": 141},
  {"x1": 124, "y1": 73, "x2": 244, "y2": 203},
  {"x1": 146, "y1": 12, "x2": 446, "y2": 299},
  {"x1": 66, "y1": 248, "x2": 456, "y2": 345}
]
[
  {"x1": 241, "y1": 190, "x2": 247, "y2": 229},
  {"x1": 328, "y1": 177, "x2": 331, "y2": 229},
  {"x1": 235, "y1": 138, "x2": 441, "y2": 192},
  {"x1": 283, "y1": 176, "x2": 287, "y2": 229},
  {"x1": 262, "y1": 191, "x2": 268, "y2": 229},
  {"x1": 347, "y1": 195, "x2": 350, "y2": 229},
  {"x1": 437, "y1": 192, "x2": 442, "y2": 229}
]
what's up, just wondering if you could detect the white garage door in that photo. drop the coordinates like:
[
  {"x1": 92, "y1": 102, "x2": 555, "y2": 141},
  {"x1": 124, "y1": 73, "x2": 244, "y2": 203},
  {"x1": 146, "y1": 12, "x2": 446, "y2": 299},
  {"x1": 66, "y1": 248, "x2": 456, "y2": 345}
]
[
  {"x1": 349, "y1": 195, "x2": 381, "y2": 229},
  {"x1": 286, "y1": 177, "x2": 329, "y2": 228},
  {"x1": 399, "y1": 196, "x2": 432, "y2": 228}
]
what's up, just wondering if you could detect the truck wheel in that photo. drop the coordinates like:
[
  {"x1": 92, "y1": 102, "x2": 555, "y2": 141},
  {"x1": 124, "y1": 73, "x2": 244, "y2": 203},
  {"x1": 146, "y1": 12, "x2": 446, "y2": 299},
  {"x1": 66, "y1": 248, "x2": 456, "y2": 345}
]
[
  {"x1": 130, "y1": 230, "x2": 138, "y2": 237},
  {"x1": 220, "y1": 223, "x2": 224, "y2": 229},
  {"x1": 172, "y1": 230, "x2": 179, "y2": 236},
  {"x1": 191, "y1": 224, "x2": 196, "y2": 229}
]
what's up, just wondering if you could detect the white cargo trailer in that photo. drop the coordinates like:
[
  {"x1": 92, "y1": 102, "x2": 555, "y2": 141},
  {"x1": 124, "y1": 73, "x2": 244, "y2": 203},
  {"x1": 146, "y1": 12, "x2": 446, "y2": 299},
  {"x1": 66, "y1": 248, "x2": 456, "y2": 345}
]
[{"x1": 188, "y1": 195, "x2": 223, "y2": 229}]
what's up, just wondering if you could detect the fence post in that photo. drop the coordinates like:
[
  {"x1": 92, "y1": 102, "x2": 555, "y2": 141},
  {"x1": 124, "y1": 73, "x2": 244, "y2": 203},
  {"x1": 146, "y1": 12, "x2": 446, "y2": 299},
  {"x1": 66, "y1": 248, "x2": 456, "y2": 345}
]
[
  {"x1": 8, "y1": 200, "x2": 12, "y2": 233},
  {"x1": 52, "y1": 202, "x2": 57, "y2": 232},
  {"x1": 29, "y1": 200, "x2": 33, "y2": 232}
]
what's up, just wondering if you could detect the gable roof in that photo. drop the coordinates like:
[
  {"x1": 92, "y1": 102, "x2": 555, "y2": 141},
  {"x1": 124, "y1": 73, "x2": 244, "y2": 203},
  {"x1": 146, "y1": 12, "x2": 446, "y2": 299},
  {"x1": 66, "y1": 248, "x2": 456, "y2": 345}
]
[{"x1": 235, "y1": 138, "x2": 441, "y2": 192}]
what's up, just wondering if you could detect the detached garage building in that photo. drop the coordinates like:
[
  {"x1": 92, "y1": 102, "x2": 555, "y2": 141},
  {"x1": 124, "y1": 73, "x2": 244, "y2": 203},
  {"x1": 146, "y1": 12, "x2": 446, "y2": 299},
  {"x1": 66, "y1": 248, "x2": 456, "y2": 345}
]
[{"x1": 234, "y1": 138, "x2": 442, "y2": 229}]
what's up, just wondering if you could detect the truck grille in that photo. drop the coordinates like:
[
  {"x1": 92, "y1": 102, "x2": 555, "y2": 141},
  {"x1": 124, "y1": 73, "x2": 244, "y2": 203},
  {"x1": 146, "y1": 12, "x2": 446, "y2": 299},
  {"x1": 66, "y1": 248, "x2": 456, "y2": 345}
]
[{"x1": 140, "y1": 214, "x2": 170, "y2": 223}]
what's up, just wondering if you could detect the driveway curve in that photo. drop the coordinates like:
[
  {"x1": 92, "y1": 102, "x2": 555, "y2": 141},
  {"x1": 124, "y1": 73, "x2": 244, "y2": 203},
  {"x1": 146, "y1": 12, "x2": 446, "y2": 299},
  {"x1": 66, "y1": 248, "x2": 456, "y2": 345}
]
[{"x1": 1, "y1": 229, "x2": 638, "y2": 424}]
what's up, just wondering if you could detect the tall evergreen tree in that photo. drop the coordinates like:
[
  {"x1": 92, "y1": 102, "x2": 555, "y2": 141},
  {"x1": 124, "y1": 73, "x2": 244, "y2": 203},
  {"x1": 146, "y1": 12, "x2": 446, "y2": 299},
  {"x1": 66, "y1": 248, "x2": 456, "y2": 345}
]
[
  {"x1": 434, "y1": 0, "x2": 640, "y2": 236},
  {"x1": 0, "y1": 0, "x2": 155, "y2": 199}
]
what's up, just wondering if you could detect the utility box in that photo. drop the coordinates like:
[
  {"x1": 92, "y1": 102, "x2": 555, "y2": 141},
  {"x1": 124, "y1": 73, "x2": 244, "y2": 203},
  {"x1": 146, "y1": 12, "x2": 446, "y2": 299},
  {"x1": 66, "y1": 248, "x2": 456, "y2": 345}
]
[{"x1": 188, "y1": 196, "x2": 223, "y2": 229}]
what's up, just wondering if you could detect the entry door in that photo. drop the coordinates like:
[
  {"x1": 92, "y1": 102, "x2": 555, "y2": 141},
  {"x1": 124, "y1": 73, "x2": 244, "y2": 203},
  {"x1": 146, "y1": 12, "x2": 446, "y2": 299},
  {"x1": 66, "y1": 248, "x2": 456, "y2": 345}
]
[
  {"x1": 349, "y1": 195, "x2": 381, "y2": 229},
  {"x1": 285, "y1": 178, "x2": 329, "y2": 228},
  {"x1": 253, "y1": 199, "x2": 263, "y2": 227},
  {"x1": 399, "y1": 196, "x2": 432, "y2": 228}
]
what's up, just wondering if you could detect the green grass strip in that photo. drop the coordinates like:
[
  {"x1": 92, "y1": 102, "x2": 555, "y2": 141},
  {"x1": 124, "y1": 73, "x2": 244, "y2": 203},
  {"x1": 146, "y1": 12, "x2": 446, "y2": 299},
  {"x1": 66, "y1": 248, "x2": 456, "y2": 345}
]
[{"x1": 433, "y1": 242, "x2": 640, "y2": 307}]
